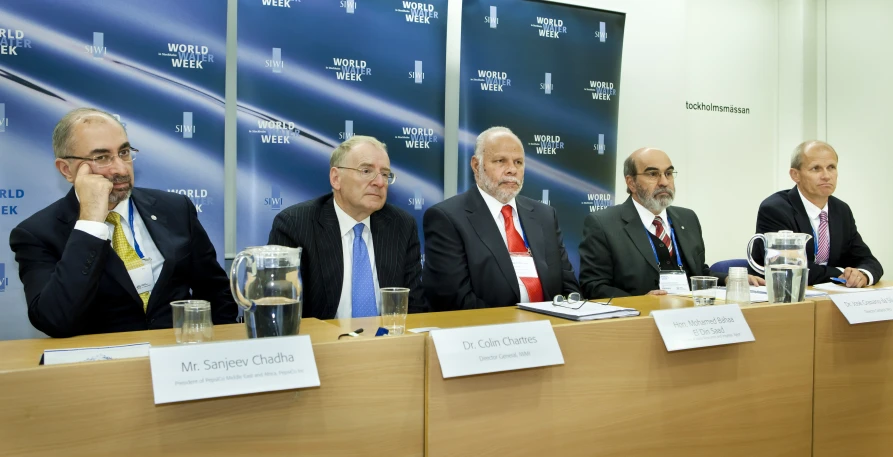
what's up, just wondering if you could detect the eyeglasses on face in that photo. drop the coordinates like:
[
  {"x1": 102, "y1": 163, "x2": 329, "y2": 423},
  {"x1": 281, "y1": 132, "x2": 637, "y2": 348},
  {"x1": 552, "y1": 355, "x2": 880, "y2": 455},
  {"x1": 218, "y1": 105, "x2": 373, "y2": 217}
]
[
  {"x1": 336, "y1": 166, "x2": 397, "y2": 185},
  {"x1": 60, "y1": 148, "x2": 139, "y2": 168},
  {"x1": 634, "y1": 170, "x2": 678, "y2": 181}
]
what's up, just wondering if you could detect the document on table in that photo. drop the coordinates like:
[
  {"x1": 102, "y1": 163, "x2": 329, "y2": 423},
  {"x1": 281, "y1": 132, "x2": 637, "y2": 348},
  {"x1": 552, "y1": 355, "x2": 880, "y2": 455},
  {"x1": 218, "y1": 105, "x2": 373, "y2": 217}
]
[
  {"x1": 750, "y1": 285, "x2": 829, "y2": 297},
  {"x1": 676, "y1": 287, "x2": 770, "y2": 303},
  {"x1": 812, "y1": 283, "x2": 893, "y2": 293},
  {"x1": 42, "y1": 342, "x2": 151, "y2": 365},
  {"x1": 518, "y1": 301, "x2": 640, "y2": 321}
]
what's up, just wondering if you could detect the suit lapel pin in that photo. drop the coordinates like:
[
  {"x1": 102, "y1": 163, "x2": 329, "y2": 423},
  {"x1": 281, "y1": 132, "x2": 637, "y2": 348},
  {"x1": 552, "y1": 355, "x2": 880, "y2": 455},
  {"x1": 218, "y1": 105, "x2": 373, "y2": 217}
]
[
  {"x1": 151, "y1": 215, "x2": 157, "y2": 221},
  {"x1": 681, "y1": 226, "x2": 684, "y2": 229}
]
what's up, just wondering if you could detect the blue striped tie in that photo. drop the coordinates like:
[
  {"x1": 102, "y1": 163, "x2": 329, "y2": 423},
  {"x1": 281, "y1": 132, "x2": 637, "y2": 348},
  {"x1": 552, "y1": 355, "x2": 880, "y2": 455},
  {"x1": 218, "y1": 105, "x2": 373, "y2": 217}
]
[{"x1": 351, "y1": 223, "x2": 377, "y2": 317}]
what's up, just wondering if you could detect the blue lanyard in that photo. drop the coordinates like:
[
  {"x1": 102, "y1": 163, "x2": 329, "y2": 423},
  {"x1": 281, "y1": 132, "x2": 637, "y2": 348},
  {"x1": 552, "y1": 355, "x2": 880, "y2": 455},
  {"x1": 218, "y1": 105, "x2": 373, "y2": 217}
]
[
  {"x1": 128, "y1": 199, "x2": 145, "y2": 259},
  {"x1": 644, "y1": 216, "x2": 682, "y2": 269},
  {"x1": 810, "y1": 227, "x2": 818, "y2": 256}
]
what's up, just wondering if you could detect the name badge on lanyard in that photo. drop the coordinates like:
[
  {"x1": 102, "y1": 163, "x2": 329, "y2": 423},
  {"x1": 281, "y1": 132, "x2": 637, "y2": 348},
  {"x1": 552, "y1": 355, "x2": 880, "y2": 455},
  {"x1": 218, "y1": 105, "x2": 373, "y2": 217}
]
[
  {"x1": 127, "y1": 199, "x2": 154, "y2": 294},
  {"x1": 645, "y1": 216, "x2": 689, "y2": 293},
  {"x1": 509, "y1": 215, "x2": 537, "y2": 280}
]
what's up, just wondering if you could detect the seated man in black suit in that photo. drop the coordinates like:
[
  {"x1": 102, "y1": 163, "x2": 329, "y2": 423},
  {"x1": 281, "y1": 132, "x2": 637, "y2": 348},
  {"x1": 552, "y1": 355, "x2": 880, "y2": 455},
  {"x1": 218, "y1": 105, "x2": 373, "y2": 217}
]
[
  {"x1": 579, "y1": 147, "x2": 763, "y2": 299},
  {"x1": 268, "y1": 136, "x2": 424, "y2": 319},
  {"x1": 753, "y1": 140, "x2": 882, "y2": 287},
  {"x1": 423, "y1": 126, "x2": 579, "y2": 310},
  {"x1": 9, "y1": 108, "x2": 236, "y2": 337}
]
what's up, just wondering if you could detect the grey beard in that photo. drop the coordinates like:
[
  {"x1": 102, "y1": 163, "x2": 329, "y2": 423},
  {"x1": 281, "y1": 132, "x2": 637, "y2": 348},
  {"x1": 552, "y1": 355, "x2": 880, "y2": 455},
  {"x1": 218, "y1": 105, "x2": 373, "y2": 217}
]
[
  {"x1": 477, "y1": 162, "x2": 522, "y2": 204},
  {"x1": 637, "y1": 186, "x2": 674, "y2": 213}
]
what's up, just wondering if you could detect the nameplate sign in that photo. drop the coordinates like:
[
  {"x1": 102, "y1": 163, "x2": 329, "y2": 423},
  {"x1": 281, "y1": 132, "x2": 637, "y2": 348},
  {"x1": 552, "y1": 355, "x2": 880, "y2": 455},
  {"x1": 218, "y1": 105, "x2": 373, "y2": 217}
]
[
  {"x1": 429, "y1": 320, "x2": 563, "y2": 379},
  {"x1": 830, "y1": 290, "x2": 893, "y2": 324},
  {"x1": 651, "y1": 304, "x2": 755, "y2": 352},
  {"x1": 149, "y1": 335, "x2": 320, "y2": 404}
]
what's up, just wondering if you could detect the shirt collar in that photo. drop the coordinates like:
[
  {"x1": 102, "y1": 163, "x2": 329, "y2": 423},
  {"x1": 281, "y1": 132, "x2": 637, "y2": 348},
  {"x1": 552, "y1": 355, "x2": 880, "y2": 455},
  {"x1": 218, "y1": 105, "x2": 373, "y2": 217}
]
[
  {"x1": 333, "y1": 198, "x2": 372, "y2": 238},
  {"x1": 477, "y1": 185, "x2": 517, "y2": 221},
  {"x1": 797, "y1": 187, "x2": 828, "y2": 221},
  {"x1": 631, "y1": 196, "x2": 668, "y2": 229}
]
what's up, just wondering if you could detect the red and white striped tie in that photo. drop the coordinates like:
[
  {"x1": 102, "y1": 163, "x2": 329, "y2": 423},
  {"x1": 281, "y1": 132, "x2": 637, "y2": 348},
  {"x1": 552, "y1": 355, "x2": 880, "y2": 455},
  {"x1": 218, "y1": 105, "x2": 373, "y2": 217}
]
[{"x1": 652, "y1": 216, "x2": 673, "y2": 256}]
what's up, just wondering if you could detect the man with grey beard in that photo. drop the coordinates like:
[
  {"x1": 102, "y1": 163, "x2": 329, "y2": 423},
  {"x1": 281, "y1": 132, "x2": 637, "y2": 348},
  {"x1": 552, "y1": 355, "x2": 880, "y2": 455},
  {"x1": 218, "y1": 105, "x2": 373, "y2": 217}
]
[
  {"x1": 578, "y1": 147, "x2": 762, "y2": 298},
  {"x1": 423, "y1": 126, "x2": 579, "y2": 310}
]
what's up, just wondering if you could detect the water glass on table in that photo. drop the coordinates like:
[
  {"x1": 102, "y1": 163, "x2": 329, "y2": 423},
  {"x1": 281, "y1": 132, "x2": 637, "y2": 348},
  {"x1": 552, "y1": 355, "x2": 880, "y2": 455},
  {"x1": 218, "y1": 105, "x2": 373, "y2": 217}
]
[
  {"x1": 380, "y1": 287, "x2": 410, "y2": 335},
  {"x1": 725, "y1": 267, "x2": 751, "y2": 305},
  {"x1": 180, "y1": 300, "x2": 214, "y2": 343},
  {"x1": 690, "y1": 276, "x2": 719, "y2": 306}
]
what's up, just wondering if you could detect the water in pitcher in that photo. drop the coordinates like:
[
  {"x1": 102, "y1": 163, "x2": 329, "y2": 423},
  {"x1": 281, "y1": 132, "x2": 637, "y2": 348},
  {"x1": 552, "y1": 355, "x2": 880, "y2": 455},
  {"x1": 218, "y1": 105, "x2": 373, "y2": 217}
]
[
  {"x1": 245, "y1": 297, "x2": 301, "y2": 338},
  {"x1": 766, "y1": 264, "x2": 808, "y2": 303}
]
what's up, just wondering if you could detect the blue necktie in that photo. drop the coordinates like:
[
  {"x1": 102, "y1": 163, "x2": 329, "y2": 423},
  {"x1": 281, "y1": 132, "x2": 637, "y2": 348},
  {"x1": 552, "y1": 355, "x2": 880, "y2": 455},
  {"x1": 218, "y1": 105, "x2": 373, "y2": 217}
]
[{"x1": 351, "y1": 223, "x2": 377, "y2": 317}]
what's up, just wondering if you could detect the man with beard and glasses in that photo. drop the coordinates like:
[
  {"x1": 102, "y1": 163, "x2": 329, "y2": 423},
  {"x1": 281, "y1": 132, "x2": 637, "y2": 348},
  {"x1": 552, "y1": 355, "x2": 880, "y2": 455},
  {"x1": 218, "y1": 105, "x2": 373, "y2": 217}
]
[
  {"x1": 578, "y1": 147, "x2": 763, "y2": 298},
  {"x1": 9, "y1": 108, "x2": 236, "y2": 337},
  {"x1": 422, "y1": 126, "x2": 579, "y2": 310}
]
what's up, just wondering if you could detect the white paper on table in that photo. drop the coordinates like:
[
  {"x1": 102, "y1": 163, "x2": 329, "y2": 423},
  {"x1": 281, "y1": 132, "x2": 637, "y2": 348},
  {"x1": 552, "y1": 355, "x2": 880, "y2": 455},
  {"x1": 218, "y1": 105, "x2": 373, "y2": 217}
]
[
  {"x1": 43, "y1": 342, "x2": 151, "y2": 365},
  {"x1": 750, "y1": 285, "x2": 828, "y2": 297},
  {"x1": 813, "y1": 283, "x2": 893, "y2": 293}
]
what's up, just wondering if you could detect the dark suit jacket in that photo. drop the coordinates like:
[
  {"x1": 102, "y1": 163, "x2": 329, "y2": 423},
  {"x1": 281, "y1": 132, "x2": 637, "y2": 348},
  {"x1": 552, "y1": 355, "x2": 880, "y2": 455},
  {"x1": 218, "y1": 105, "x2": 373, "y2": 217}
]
[
  {"x1": 579, "y1": 197, "x2": 722, "y2": 299},
  {"x1": 267, "y1": 194, "x2": 424, "y2": 319},
  {"x1": 422, "y1": 188, "x2": 579, "y2": 311},
  {"x1": 752, "y1": 186, "x2": 883, "y2": 285},
  {"x1": 9, "y1": 187, "x2": 236, "y2": 338}
]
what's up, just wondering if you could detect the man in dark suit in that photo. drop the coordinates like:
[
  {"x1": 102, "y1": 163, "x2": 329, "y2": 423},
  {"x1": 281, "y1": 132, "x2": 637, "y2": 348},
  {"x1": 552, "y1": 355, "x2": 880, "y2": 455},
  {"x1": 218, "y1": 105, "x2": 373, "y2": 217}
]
[
  {"x1": 423, "y1": 127, "x2": 579, "y2": 311},
  {"x1": 753, "y1": 140, "x2": 882, "y2": 287},
  {"x1": 268, "y1": 136, "x2": 423, "y2": 319},
  {"x1": 579, "y1": 147, "x2": 763, "y2": 299},
  {"x1": 9, "y1": 108, "x2": 236, "y2": 338}
]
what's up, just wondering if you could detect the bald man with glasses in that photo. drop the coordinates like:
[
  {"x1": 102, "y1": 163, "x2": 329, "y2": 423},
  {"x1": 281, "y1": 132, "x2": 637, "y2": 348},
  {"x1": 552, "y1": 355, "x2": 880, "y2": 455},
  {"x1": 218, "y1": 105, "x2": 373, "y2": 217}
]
[{"x1": 268, "y1": 135, "x2": 425, "y2": 319}]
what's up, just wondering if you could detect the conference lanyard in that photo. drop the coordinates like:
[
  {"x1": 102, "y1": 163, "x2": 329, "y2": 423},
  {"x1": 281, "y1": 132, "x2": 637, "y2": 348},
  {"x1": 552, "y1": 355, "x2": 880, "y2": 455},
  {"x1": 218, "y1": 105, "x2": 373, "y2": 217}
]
[
  {"x1": 128, "y1": 199, "x2": 145, "y2": 259},
  {"x1": 811, "y1": 227, "x2": 818, "y2": 256},
  {"x1": 644, "y1": 216, "x2": 682, "y2": 269}
]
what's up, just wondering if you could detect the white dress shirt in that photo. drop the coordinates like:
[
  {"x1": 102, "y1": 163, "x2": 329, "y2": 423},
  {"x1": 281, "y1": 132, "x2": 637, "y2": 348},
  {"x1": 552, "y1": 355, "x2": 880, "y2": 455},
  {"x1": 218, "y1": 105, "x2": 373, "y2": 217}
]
[
  {"x1": 73, "y1": 196, "x2": 166, "y2": 288},
  {"x1": 631, "y1": 197, "x2": 670, "y2": 238},
  {"x1": 797, "y1": 188, "x2": 874, "y2": 285},
  {"x1": 333, "y1": 200, "x2": 381, "y2": 319},
  {"x1": 476, "y1": 186, "x2": 533, "y2": 303}
]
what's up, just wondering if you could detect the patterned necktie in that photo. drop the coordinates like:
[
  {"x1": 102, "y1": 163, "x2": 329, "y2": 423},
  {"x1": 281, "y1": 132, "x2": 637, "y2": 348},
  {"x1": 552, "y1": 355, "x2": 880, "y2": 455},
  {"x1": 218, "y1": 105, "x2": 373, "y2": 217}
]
[
  {"x1": 500, "y1": 205, "x2": 544, "y2": 302},
  {"x1": 816, "y1": 210, "x2": 830, "y2": 265},
  {"x1": 652, "y1": 216, "x2": 673, "y2": 256},
  {"x1": 105, "y1": 212, "x2": 150, "y2": 311},
  {"x1": 350, "y1": 223, "x2": 377, "y2": 318}
]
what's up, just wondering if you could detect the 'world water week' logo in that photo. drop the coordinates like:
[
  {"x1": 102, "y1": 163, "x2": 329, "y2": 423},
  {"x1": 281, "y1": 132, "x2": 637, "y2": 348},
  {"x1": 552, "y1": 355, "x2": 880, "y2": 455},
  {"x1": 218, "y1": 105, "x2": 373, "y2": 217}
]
[
  {"x1": 394, "y1": 1, "x2": 439, "y2": 24},
  {"x1": 159, "y1": 42, "x2": 215, "y2": 69},
  {"x1": 326, "y1": 58, "x2": 372, "y2": 82},
  {"x1": 0, "y1": 28, "x2": 32, "y2": 56},
  {"x1": 531, "y1": 16, "x2": 566, "y2": 39},
  {"x1": 471, "y1": 70, "x2": 510, "y2": 92}
]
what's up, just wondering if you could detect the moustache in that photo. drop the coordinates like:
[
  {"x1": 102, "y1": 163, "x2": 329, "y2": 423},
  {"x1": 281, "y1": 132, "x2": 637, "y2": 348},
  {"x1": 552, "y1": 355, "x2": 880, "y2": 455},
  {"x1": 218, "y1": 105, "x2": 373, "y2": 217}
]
[
  {"x1": 652, "y1": 187, "x2": 673, "y2": 198},
  {"x1": 500, "y1": 178, "x2": 522, "y2": 185},
  {"x1": 109, "y1": 175, "x2": 131, "y2": 184}
]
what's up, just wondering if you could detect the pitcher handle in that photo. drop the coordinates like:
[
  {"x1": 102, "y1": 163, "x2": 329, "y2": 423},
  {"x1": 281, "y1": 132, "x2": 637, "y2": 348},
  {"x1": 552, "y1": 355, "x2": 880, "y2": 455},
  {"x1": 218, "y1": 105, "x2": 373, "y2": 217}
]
[
  {"x1": 229, "y1": 251, "x2": 254, "y2": 311},
  {"x1": 746, "y1": 234, "x2": 767, "y2": 275}
]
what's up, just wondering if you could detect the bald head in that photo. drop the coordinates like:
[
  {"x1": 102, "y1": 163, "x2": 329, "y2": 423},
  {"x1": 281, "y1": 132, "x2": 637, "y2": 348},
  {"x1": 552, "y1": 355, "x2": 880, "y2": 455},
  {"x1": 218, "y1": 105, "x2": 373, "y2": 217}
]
[
  {"x1": 623, "y1": 148, "x2": 670, "y2": 194},
  {"x1": 791, "y1": 140, "x2": 838, "y2": 170}
]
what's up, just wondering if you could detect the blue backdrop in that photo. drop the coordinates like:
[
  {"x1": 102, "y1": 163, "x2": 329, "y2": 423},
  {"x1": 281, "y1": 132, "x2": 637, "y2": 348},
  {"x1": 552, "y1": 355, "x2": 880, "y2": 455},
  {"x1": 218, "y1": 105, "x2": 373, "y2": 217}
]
[
  {"x1": 236, "y1": 0, "x2": 447, "y2": 253},
  {"x1": 458, "y1": 0, "x2": 625, "y2": 275},
  {"x1": 0, "y1": 0, "x2": 227, "y2": 339}
]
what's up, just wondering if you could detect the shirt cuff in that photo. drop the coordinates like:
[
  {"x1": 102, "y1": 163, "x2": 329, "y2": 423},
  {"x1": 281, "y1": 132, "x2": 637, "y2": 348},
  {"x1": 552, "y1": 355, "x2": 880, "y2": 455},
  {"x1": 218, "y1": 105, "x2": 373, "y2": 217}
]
[
  {"x1": 836, "y1": 267, "x2": 875, "y2": 286},
  {"x1": 74, "y1": 220, "x2": 109, "y2": 241}
]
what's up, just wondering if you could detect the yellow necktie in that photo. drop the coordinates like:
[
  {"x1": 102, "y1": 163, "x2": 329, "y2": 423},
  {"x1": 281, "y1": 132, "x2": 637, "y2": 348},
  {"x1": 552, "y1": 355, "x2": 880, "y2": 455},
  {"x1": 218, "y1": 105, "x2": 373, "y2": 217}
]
[{"x1": 106, "y1": 212, "x2": 150, "y2": 311}]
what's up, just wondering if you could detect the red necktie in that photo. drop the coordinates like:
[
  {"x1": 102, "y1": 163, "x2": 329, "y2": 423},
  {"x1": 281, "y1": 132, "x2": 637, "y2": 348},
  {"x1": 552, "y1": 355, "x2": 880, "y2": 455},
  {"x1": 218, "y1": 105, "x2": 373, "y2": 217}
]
[
  {"x1": 652, "y1": 216, "x2": 673, "y2": 256},
  {"x1": 500, "y1": 205, "x2": 544, "y2": 302}
]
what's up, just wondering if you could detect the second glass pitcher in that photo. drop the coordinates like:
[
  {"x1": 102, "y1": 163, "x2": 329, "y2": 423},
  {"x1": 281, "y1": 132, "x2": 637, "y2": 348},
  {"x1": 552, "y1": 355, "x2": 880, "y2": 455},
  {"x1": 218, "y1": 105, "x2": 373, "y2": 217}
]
[{"x1": 230, "y1": 245, "x2": 303, "y2": 338}]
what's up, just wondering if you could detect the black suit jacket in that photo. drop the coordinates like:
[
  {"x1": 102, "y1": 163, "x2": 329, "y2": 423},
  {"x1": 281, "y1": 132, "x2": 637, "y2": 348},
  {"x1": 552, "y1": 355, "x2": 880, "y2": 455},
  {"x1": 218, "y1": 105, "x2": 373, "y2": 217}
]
[
  {"x1": 579, "y1": 197, "x2": 722, "y2": 298},
  {"x1": 267, "y1": 194, "x2": 424, "y2": 319},
  {"x1": 752, "y1": 186, "x2": 883, "y2": 285},
  {"x1": 9, "y1": 187, "x2": 236, "y2": 338},
  {"x1": 422, "y1": 188, "x2": 579, "y2": 311}
]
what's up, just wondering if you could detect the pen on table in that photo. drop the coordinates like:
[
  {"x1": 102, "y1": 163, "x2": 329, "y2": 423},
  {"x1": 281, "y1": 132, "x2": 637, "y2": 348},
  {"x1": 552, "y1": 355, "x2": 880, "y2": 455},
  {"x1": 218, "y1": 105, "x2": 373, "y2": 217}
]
[
  {"x1": 830, "y1": 277, "x2": 847, "y2": 284},
  {"x1": 338, "y1": 328, "x2": 364, "y2": 339}
]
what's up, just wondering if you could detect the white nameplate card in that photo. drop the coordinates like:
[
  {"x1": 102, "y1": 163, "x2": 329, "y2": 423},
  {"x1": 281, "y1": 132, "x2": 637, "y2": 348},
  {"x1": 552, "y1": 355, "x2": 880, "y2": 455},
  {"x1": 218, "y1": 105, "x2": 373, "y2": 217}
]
[
  {"x1": 429, "y1": 320, "x2": 563, "y2": 379},
  {"x1": 43, "y1": 342, "x2": 150, "y2": 365},
  {"x1": 651, "y1": 304, "x2": 755, "y2": 352},
  {"x1": 829, "y1": 290, "x2": 893, "y2": 324},
  {"x1": 149, "y1": 335, "x2": 320, "y2": 404}
]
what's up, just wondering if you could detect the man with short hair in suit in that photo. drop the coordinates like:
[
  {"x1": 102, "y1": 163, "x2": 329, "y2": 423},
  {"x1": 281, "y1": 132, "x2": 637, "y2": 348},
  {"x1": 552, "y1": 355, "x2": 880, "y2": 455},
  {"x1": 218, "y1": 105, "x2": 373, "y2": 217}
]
[
  {"x1": 578, "y1": 147, "x2": 763, "y2": 299},
  {"x1": 268, "y1": 136, "x2": 424, "y2": 319},
  {"x1": 752, "y1": 140, "x2": 882, "y2": 287},
  {"x1": 422, "y1": 126, "x2": 579, "y2": 310},
  {"x1": 10, "y1": 108, "x2": 236, "y2": 338}
]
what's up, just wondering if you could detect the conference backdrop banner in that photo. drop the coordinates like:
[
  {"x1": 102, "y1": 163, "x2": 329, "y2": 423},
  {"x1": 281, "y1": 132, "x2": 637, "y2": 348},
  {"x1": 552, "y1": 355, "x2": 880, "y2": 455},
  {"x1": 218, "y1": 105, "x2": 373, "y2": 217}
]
[
  {"x1": 236, "y1": 0, "x2": 447, "y2": 252},
  {"x1": 458, "y1": 0, "x2": 625, "y2": 273},
  {"x1": 0, "y1": 1, "x2": 227, "y2": 339}
]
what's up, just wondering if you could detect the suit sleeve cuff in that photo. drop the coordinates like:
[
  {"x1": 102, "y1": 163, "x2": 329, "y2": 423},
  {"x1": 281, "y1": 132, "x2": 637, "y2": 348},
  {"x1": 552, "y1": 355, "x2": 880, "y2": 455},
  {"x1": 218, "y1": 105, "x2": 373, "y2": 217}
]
[{"x1": 74, "y1": 220, "x2": 108, "y2": 241}]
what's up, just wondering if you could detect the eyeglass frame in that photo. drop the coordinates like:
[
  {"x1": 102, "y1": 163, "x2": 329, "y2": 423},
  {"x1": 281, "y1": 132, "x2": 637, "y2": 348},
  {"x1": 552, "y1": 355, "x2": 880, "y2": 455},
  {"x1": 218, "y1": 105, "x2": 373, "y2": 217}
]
[
  {"x1": 632, "y1": 168, "x2": 678, "y2": 181},
  {"x1": 59, "y1": 147, "x2": 139, "y2": 168},
  {"x1": 552, "y1": 293, "x2": 613, "y2": 310},
  {"x1": 335, "y1": 166, "x2": 397, "y2": 185}
]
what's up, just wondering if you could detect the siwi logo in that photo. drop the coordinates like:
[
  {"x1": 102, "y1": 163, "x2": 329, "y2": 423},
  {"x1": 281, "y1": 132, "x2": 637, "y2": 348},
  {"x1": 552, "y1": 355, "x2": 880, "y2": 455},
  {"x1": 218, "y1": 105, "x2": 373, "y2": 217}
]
[
  {"x1": 0, "y1": 29, "x2": 32, "y2": 56},
  {"x1": 265, "y1": 185, "x2": 283, "y2": 210},
  {"x1": 340, "y1": 0, "x2": 357, "y2": 14},
  {"x1": 485, "y1": 6, "x2": 498, "y2": 28},
  {"x1": 0, "y1": 188, "x2": 24, "y2": 216},
  {"x1": 262, "y1": 0, "x2": 299, "y2": 6},
  {"x1": 326, "y1": 58, "x2": 371, "y2": 82},
  {"x1": 409, "y1": 60, "x2": 424, "y2": 84},
  {"x1": 540, "y1": 72, "x2": 553, "y2": 94},
  {"x1": 111, "y1": 113, "x2": 128, "y2": 129},
  {"x1": 409, "y1": 190, "x2": 424, "y2": 210},
  {"x1": 472, "y1": 70, "x2": 510, "y2": 92},
  {"x1": 532, "y1": 17, "x2": 566, "y2": 39},
  {"x1": 0, "y1": 263, "x2": 7, "y2": 292},
  {"x1": 175, "y1": 112, "x2": 195, "y2": 139},
  {"x1": 266, "y1": 48, "x2": 284, "y2": 73},
  {"x1": 397, "y1": 1, "x2": 439, "y2": 24},
  {"x1": 593, "y1": 134, "x2": 605, "y2": 155},
  {"x1": 167, "y1": 189, "x2": 210, "y2": 213},
  {"x1": 541, "y1": 190, "x2": 550, "y2": 206},
  {"x1": 528, "y1": 134, "x2": 564, "y2": 155},
  {"x1": 339, "y1": 120, "x2": 355, "y2": 140},
  {"x1": 583, "y1": 193, "x2": 612, "y2": 212},
  {"x1": 585, "y1": 80, "x2": 616, "y2": 101},
  {"x1": 86, "y1": 32, "x2": 107, "y2": 58},
  {"x1": 0, "y1": 103, "x2": 7, "y2": 133},
  {"x1": 164, "y1": 43, "x2": 214, "y2": 69},
  {"x1": 256, "y1": 119, "x2": 300, "y2": 144},
  {"x1": 396, "y1": 127, "x2": 437, "y2": 149},
  {"x1": 594, "y1": 22, "x2": 607, "y2": 42}
]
